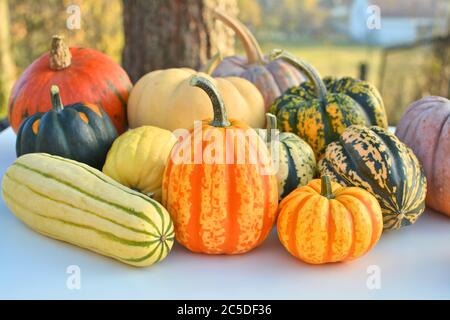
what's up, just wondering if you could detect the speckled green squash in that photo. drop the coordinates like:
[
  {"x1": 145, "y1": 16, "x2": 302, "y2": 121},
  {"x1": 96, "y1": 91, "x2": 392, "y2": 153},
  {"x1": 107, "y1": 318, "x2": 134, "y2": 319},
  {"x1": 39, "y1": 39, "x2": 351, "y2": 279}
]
[
  {"x1": 257, "y1": 114, "x2": 316, "y2": 199},
  {"x1": 318, "y1": 125, "x2": 427, "y2": 230},
  {"x1": 268, "y1": 50, "x2": 388, "y2": 159}
]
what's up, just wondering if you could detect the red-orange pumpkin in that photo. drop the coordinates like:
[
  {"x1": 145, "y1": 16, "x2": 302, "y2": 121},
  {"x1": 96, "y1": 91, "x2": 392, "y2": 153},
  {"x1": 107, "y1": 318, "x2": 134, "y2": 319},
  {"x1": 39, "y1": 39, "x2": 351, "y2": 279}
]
[
  {"x1": 162, "y1": 75, "x2": 278, "y2": 254},
  {"x1": 8, "y1": 36, "x2": 132, "y2": 133}
]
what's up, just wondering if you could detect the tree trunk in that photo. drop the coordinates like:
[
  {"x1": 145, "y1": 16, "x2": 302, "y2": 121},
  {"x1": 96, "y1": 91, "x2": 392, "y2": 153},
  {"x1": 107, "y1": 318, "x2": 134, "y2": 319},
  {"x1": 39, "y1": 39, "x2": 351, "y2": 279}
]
[
  {"x1": 0, "y1": 0, "x2": 15, "y2": 120},
  {"x1": 122, "y1": 0, "x2": 238, "y2": 83}
]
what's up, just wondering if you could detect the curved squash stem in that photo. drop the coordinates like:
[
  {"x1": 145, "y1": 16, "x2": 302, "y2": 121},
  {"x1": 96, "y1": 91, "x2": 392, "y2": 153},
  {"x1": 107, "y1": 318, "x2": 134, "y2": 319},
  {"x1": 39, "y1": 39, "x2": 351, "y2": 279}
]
[
  {"x1": 200, "y1": 52, "x2": 223, "y2": 75},
  {"x1": 265, "y1": 113, "x2": 277, "y2": 145},
  {"x1": 49, "y1": 35, "x2": 72, "y2": 70},
  {"x1": 213, "y1": 9, "x2": 264, "y2": 65},
  {"x1": 190, "y1": 76, "x2": 230, "y2": 127},
  {"x1": 243, "y1": 23, "x2": 266, "y2": 63},
  {"x1": 50, "y1": 85, "x2": 64, "y2": 112},
  {"x1": 321, "y1": 175, "x2": 335, "y2": 199},
  {"x1": 269, "y1": 49, "x2": 327, "y2": 103}
]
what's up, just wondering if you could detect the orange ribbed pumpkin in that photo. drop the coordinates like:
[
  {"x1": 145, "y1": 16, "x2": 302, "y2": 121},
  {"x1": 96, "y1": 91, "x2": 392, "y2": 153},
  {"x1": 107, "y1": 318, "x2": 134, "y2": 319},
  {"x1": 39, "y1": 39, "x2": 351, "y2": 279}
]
[
  {"x1": 277, "y1": 176, "x2": 383, "y2": 264},
  {"x1": 162, "y1": 75, "x2": 278, "y2": 254}
]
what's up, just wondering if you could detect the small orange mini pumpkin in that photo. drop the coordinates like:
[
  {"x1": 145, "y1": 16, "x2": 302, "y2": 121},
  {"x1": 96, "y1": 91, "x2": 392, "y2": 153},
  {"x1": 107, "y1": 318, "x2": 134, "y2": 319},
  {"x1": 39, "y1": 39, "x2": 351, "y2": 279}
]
[
  {"x1": 277, "y1": 176, "x2": 383, "y2": 264},
  {"x1": 162, "y1": 75, "x2": 278, "y2": 254}
]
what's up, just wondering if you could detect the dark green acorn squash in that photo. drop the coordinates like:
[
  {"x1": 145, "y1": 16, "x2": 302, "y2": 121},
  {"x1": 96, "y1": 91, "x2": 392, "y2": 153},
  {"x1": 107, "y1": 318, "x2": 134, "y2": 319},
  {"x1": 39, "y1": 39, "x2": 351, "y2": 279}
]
[
  {"x1": 318, "y1": 125, "x2": 427, "y2": 230},
  {"x1": 16, "y1": 85, "x2": 117, "y2": 169},
  {"x1": 269, "y1": 50, "x2": 388, "y2": 159}
]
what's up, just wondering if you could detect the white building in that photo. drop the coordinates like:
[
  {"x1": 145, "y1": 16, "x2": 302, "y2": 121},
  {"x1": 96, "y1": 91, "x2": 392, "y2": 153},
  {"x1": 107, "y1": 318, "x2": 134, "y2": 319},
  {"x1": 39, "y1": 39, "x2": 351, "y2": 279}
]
[{"x1": 348, "y1": 0, "x2": 449, "y2": 46}]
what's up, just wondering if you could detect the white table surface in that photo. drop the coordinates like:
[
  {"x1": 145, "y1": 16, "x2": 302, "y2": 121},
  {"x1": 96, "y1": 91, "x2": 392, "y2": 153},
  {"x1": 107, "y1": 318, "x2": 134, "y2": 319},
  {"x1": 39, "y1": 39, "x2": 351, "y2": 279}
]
[{"x1": 0, "y1": 127, "x2": 449, "y2": 300}]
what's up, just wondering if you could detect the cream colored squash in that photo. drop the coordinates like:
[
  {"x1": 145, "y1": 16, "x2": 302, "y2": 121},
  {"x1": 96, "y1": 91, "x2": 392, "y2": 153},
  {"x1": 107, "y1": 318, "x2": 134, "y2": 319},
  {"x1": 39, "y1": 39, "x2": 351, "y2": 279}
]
[
  {"x1": 127, "y1": 69, "x2": 265, "y2": 131},
  {"x1": 102, "y1": 126, "x2": 176, "y2": 202}
]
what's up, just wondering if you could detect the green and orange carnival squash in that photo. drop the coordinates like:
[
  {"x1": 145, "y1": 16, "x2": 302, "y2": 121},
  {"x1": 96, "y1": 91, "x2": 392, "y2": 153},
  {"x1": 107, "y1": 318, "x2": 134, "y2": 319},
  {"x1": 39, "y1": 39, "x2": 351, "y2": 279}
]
[
  {"x1": 162, "y1": 75, "x2": 278, "y2": 254},
  {"x1": 211, "y1": 10, "x2": 305, "y2": 110},
  {"x1": 396, "y1": 96, "x2": 450, "y2": 217},
  {"x1": 277, "y1": 176, "x2": 383, "y2": 264},
  {"x1": 269, "y1": 50, "x2": 388, "y2": 159},
  {"x1": 319, "y1": 125, "x2": 427, "y2": 230},
  {"x1": 2, "y1": 153, "x2": 173, "y2": 267},
  {"x1": 16, "y1": 85, "x2": 117, "y2": 170},
  {"x1": 257, "y1": 113, "x2": 316, "y2": 199},
  {"x1": 9, "y1": 36, "x2": 131, "y2": 133}
]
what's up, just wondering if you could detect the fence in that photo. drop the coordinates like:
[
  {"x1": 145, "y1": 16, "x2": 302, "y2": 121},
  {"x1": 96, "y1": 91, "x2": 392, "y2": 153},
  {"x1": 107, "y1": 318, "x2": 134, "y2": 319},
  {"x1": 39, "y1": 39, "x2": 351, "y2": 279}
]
[{"x1": 377, "y1": 34, "x2": 449, "y2": 125}]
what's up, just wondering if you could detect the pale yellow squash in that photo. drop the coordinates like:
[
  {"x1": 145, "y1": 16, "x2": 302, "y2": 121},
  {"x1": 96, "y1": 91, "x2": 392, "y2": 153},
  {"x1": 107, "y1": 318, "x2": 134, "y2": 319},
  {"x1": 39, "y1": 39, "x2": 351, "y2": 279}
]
[
  {"x1": 127, "y1": 69, "x2": 265, "y2": 131},
  {"x1": 102, "y1": 126, "x2": 176, "y2": 202}
]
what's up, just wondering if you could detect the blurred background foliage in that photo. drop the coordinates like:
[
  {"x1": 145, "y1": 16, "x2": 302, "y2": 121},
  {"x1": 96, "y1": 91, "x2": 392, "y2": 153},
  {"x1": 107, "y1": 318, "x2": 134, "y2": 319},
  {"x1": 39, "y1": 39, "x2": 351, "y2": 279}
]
[
  {"x1": 10, "y1": 0, "x2": 123, "y2": 70},
  {"x1": 1, "y1": 0, "x2": 449, "y2": 125}
]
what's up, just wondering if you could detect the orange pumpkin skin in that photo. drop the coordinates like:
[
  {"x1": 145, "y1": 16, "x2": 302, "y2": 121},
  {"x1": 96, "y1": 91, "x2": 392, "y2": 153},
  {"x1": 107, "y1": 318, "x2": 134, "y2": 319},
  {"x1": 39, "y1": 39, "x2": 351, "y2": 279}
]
[
  {"x1": 277, "y1": 177, "x2": 383, "y2": 264},
  {"x1": 162, "y1": 119, "x2": 279, "y2": 254},
  {"x1": 8, "y1": 37, "x2": 131, "y2": 134},
  {"x1": 396, "y1": 96, "x2": 450, "y2": 217}
]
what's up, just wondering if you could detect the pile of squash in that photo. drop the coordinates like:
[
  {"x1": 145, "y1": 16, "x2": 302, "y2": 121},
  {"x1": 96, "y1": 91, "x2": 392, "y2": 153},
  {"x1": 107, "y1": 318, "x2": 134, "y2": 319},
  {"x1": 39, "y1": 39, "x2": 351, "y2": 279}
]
[{"x1": 2, "y1": 12, "x2": 447, "y2": 267}]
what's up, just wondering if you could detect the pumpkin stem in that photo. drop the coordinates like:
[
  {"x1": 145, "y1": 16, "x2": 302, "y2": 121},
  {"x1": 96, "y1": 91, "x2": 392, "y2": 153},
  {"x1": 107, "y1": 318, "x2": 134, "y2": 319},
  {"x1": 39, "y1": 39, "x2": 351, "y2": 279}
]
[
  {"x1": 200, "y1": 52, "x2": 223, "y2": 75},
  {"x1": 49, "y1": 35, "x2": 72, "y2": 70},
  {"x1": 269, "y1": 49, "x2": 327, "y2": 103},
  {"x1": 266, "y1": 113, "x2": 277, "y2": 145},
  {"x1": 190, "y1": 75, "x2": 230, "y2": 127},
  {"x1": 320, "y1": 175, "x2": 335, "y2": 199},
  {"x1": 213, "y1": 9, "x2": 264, "y2": 65},
  {"x1": 50, "y1": 85, "x2": 64, "y2": 112}
]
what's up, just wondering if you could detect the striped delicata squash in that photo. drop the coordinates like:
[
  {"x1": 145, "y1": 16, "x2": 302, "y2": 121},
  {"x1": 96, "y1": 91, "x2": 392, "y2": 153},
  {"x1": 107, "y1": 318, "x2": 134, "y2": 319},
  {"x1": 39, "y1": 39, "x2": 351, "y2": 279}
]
[{"x1": 1, "y1": 153, "x2": 174, "y2": 267}]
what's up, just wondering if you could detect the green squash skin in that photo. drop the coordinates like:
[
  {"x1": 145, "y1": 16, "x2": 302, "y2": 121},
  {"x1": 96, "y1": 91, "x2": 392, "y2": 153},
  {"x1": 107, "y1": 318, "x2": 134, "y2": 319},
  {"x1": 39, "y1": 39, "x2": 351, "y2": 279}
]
[
  {"x1": 257, "y1": 129, "x2": 316, "y2": 199},
  {"x1": 16, "y1": 103, "x2": 118, "y2": 170},
  {"x1": 318, "y1": 125, "x2": 427, "y2": 230},
  {"x1": 270, "y1": 76, "x2": 388, "y2": 160},
  {"x1": 322, "y1": 76, "x2": 387, "y2": 128}
]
